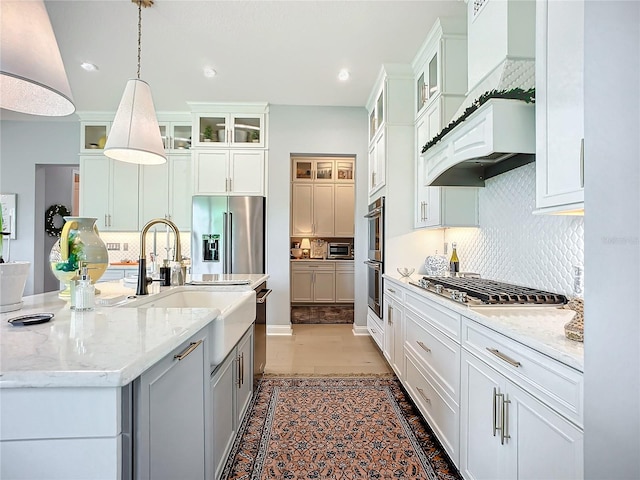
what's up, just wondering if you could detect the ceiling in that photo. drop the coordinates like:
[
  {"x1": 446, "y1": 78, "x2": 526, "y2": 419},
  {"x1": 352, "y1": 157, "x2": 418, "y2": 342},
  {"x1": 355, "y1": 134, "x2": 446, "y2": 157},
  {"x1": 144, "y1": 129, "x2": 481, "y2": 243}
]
[{"x1": 2, "y1": 0, "x2": 467, "y2": 121}]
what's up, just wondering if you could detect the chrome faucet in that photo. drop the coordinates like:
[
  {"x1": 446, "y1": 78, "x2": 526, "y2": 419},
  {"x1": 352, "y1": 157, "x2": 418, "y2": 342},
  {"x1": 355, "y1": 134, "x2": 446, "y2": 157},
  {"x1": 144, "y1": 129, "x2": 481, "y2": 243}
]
[{"x1": 136, "y1": 218, "x2": 184, "y2": 295}]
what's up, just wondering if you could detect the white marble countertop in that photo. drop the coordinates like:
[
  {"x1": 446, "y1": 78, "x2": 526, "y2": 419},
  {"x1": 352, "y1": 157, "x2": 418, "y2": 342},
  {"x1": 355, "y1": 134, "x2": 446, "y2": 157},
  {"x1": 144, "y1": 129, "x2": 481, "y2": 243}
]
[
  {"x1": 290, "y1": 259, "x2": 354, "y2": 262},
  {"x1": 0, "y1": 275, "x2": 268, "y2": 389},
  {"x1": 383, "y1": 274, "x2": 584, "y2": 372}
]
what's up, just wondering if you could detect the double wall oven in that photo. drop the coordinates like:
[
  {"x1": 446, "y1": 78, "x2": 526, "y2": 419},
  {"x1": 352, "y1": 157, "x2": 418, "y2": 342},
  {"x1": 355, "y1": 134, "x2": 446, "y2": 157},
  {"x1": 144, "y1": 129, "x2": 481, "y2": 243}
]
[{"x1": 364, "y1": 197, "x2": 384, "y2": 318}]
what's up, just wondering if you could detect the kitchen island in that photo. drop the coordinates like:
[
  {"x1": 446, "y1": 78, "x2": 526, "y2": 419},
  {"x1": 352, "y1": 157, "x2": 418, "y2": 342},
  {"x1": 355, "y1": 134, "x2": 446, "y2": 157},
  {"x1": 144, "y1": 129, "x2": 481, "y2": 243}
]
[{"x1": 0, "y1": 274, "x2": 267, "y2": 480}]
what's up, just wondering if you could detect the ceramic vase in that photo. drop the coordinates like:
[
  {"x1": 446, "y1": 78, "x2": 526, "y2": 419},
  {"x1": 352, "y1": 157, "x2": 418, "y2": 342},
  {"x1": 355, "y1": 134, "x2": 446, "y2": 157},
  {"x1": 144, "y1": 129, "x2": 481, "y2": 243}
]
[{"x1": 49, "y1": 217, "x2": 108, "y2": 298}]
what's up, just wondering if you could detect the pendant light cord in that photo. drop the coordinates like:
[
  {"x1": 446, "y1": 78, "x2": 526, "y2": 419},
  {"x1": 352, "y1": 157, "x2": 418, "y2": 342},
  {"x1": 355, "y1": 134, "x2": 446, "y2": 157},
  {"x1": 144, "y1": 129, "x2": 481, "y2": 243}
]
[{"x1": 137, "y1": 0, "x2": 142, "y2": 79}]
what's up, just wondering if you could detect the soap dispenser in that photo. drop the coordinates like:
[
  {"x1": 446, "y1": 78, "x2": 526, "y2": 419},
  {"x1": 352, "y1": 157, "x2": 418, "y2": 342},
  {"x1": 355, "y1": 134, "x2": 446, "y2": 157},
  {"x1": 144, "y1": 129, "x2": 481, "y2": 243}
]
[{"x1": 73, "y1": 264, "x2": 95, "y2": 311}]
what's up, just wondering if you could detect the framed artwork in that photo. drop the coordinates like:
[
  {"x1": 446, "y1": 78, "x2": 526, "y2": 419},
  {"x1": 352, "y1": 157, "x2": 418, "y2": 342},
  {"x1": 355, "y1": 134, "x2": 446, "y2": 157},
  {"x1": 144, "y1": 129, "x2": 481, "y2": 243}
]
[{"x1": 1, "y1": 194, "x2": 17, "y2": 239}]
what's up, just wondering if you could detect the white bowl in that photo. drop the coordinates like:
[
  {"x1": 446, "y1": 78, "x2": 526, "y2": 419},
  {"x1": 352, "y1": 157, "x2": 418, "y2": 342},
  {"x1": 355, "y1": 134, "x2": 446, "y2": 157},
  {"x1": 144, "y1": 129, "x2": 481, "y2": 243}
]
[{"x1": 0, "y1": 261, "x2": 30, "y2": 312}]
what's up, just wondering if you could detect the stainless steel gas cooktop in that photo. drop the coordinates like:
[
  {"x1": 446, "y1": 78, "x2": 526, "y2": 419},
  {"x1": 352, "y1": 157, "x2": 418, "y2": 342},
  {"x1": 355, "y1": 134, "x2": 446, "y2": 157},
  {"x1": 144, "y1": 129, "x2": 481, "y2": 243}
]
[{"x1": 409, "y1": 276, "x2": 568, "y2": 306}]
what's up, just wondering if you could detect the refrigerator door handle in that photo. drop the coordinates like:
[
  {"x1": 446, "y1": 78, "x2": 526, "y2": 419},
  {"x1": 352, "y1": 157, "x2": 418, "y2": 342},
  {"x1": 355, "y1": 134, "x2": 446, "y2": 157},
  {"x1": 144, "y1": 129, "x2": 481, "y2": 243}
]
[
  {"x1": 223, "y1": 212, "x2": 229, "y2": 274},
  {"x1": 228, "y1": 212, "x2": 233, "y2": 273}
]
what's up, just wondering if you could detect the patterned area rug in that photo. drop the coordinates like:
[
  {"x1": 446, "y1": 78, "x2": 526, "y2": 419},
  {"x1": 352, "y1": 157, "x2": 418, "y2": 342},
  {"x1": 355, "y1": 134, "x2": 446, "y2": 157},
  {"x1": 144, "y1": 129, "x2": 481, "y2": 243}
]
[{"x1": 221, "y1": 376, "x2": 461, "y2": 479}]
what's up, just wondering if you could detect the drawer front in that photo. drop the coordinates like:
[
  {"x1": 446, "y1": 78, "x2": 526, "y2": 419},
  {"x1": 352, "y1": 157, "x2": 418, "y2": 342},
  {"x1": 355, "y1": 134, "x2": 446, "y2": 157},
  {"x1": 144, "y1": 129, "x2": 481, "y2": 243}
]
[
  {"x1": 405, "y1": 290, "x2": 461, "y2": 340},
  {"x1": 405, "y1": 309, "x2": 460, "y2": 402},
  {"x1": 367, "y1": 310, "x2": 384, "y2": 350},
  {"x1": 383, "y1": 284, "x2": 404, "y2": 304},
  {"x1": 335, "y1": 262, "x2": 354, "y2": 272},
  {"x1": 291, "y1": 261, "x2": 335, "y2": 271},
  {"x1": 462, "y1": 318, "x2": 583, "y2": 427},
  {"x1": 405, "y1": 353, "x2": 459, "y2": 466}
]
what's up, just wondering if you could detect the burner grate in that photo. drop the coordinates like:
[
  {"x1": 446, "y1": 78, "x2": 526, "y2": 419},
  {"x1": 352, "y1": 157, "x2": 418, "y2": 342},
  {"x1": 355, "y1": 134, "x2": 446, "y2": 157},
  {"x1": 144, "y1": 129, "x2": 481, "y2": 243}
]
[{"x1": 419, "y1": 276, "x2": 567, "y2": 305}]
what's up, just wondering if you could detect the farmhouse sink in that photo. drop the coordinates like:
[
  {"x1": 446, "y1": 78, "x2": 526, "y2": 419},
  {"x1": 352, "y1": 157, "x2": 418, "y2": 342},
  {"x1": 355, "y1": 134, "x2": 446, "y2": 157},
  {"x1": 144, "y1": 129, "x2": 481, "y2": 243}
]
[{"x1": 123, "y1": 288, "x2": 257, "y2": 366}]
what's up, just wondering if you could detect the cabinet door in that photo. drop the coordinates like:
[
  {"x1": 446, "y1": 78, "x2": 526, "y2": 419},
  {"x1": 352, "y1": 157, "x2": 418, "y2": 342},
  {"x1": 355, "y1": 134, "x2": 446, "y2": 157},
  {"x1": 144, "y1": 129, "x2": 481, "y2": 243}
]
[
  {"x1": 139, "y1": 162, "x2": 169, "y2": 225},
  {"x1": 291, "y1": 183, "x2": 313, "y2": 236},
  {"x1": 335, "y1": 159, "x2": 354, "y2": 183},
  {"x1": 536, "y1": 0, "x2": 584, "y2": 212},
  {"x1": 110, "y1": 161, "x2": 139, "y2": 231},
  {"x1": 236, "y1": 329, "x2": 253, "y2": 423},
  {"x1": 210, "y1": 352, "x2": 236, "y2": 480},
  {"x1": 460, "y1": 350, "x2": 507, "y2": 480},
  {"x1": 505, "y1": 382, "x2": 584, "y2": 480},
  {"x1": 369, "y1": 133, "x2": 386, "y2": 195},
  {"x1": 231, "y1": 114, "x2": 264, "y2": 147},
  {"x1": 80, "y1": 156, "x2": 110, "y2": 229},
  {"x1": 383, "y1": 297, "x2": 394, "y2": 363},
  {"x1": 334, "y1": 184, "x2": 354, "y2": 237},
  {"x1": 313, "y1": 270, "x2": 335, "y2": 302},
  {"x1": 291, "y1": 268, "x2": 314, "y2": 302},
  {"x1": 135, "y1": 334, "x2": 206, "y2": 480},
  {"x1": 335, "y1": 266, "x2": 354, "y2": 303},
  {"x1": 292, "y1": 159, "x2": 314, "y2": 182},
  {"x1": 229, "y1": 150, "x2": 264, "y2": 195},
  {"x1": 169, "y1": 155, "x2": 192, "y2": 231},
  {"x1": 194, "y1": 151, "x2": 228, "y2": 194},
  {"x1": 313, "y1": 184, "x2": 334, "y2": 237}
]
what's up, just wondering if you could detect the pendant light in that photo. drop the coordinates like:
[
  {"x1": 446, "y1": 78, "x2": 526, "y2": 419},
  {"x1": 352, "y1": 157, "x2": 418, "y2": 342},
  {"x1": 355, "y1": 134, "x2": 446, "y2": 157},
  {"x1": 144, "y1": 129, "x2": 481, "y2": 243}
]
[
  {"x1": 0, "y1": 0, "x2": 75, "y2": 116},
  {"x1": 104, "y1": 0, "x2": 166, "y2": 165}
]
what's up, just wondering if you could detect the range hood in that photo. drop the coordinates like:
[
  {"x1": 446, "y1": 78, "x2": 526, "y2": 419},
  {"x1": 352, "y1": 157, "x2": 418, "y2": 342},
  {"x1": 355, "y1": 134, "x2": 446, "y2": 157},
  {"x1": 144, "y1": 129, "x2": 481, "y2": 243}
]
[{"x1": 423, "y1": 0, "x2": 536, "y2": 187}]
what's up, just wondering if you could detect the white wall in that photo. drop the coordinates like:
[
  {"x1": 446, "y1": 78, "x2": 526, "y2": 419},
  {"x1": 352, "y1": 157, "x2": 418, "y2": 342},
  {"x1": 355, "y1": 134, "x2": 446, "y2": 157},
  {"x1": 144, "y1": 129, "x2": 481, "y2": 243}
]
[
  {"x1": 267, "y1": 105, "x2": 369, "y2": 332},
  {"x1": 584, "y1": 2, "x2": 640, "y2": 478},
  {"x1": 0, "y1": 120, "x2": 79, "y2": 295}
]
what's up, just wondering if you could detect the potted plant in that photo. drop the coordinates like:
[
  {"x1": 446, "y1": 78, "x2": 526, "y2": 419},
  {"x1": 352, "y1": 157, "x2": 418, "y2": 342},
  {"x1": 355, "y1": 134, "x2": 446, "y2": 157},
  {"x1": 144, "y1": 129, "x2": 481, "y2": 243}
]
[
  {"x1": 251, "y1": 130, "x2": 260, "y2": 143},
  {"x1": 203, "y1": 125, "x2": 213, "y2": 142}
]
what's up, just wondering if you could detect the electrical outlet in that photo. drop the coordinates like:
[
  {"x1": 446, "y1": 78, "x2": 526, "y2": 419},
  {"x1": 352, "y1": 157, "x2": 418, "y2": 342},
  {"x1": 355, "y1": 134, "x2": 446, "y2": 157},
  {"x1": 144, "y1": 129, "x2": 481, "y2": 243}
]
[
  {"x1": 106, "y1": 243, "x2": 120, "y2": 251},
  {"x1": 123, "y1": 243, "x2": 128, "y2": 251}
]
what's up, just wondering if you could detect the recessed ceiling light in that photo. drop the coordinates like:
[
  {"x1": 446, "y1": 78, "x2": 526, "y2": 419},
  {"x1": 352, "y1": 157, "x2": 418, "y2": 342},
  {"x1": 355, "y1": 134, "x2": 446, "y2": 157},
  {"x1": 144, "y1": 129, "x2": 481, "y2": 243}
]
[
  {"x1": 203, "y1": 67, "x2": 216, "y2": 78},
  {"x1": 80, "y1": 62, "x2": 99, "y2": 72},
  {"x1": 338, "y1": 69, "x2": 350, "y2": 81}
]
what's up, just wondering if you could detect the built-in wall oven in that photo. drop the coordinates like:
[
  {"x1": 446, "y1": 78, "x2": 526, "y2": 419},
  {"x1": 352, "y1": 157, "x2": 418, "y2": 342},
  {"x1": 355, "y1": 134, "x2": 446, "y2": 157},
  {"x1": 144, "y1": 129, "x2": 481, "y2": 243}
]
[{"x1": 364, "y1": 197, "x2": 384, "y2": 318}]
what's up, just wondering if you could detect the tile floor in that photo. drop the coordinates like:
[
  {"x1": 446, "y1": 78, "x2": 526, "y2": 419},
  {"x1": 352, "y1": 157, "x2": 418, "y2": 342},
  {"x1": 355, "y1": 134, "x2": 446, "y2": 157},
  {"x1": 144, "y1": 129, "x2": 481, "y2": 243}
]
[{"x1": 265, "y1": 324, "x2": 393, "y2": 375}]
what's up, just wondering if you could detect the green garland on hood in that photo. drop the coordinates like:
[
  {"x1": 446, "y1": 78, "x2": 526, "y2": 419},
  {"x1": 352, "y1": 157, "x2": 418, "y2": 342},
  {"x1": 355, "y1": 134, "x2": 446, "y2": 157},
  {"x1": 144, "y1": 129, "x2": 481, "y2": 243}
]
[{"x1": 420, "y1": 87, "x2": 535, "y2": 154}]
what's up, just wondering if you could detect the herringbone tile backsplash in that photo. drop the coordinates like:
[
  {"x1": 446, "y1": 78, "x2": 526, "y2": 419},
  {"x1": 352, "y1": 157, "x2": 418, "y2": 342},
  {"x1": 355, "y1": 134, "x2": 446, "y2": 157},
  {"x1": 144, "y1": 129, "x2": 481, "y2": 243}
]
[{"x1": 446, "y1": 163, "x2": 584, "y2": 296}]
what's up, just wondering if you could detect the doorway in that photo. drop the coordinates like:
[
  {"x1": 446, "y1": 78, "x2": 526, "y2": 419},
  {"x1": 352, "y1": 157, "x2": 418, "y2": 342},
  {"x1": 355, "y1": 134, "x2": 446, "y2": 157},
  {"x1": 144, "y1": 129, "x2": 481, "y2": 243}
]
[
  {"x1": 289, "y1": 154, "x2": 355, "y2": 324},
  {"x1": 35, "y1": 164, "x2": 79, "y2": 293}
]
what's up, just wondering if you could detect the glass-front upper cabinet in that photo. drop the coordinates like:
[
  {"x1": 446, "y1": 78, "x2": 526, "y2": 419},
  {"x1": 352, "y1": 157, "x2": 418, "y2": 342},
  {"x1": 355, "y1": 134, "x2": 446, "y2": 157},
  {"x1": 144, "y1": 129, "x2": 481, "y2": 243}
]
[
  {"x1": 193, "y1": 113, "x2": 265, "y2": 148},
  {"x1": 80, "y1": 122, "x2": 110, "y2": 152},
  {"x1": 158, "y1": 122, "x2": 192, "y2": 151},
  {"x1": 292, "y1": 158, "x2": 335, "y2": 182},
  {"x1": 336, "y1": 159, "x2": 355, "y2": 183},
  {"x1": 368, "y1": 87, "x2": 385, "y2": 141},
  {"x1": 417, "y1": 52, "x2": 439, "y2": 113}
]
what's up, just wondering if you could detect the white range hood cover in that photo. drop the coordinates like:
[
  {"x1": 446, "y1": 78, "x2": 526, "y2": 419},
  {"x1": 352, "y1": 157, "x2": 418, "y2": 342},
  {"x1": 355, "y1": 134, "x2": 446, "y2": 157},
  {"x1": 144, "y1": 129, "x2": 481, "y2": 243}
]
[{"x1": 422, "y1": 96, "x2": 535, "y2": 187}]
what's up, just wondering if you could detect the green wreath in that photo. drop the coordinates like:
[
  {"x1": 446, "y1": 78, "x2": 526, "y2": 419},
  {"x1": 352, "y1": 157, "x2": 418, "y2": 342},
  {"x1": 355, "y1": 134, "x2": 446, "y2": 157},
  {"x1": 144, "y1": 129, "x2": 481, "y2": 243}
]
[{"x1": 45, "y1": 204, "x2": 71, "y2": 237}]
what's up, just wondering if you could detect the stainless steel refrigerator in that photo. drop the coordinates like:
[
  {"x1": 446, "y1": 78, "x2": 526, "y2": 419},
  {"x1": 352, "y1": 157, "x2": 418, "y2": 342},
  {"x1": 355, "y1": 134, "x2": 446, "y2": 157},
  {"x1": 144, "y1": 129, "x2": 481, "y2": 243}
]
[{"x1": 191, "y1": 196, "x2": 265, "y2": 274}]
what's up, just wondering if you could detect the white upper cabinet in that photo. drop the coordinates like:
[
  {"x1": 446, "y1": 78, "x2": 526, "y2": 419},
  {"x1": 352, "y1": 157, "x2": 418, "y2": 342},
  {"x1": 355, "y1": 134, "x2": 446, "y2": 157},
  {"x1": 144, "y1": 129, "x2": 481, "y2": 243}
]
[
  {"x1": 193, "y1": 150, "x2": 265, "y2": 196},
  {"x1": 189, "y1": 103, "x2": 268, "y2": 149},
  {"x1": 139, "y1": 154, "x2": 192, "y2": 230},
  {"x1": 535, "y1": 0, "x2": 584, "y2": 214},
  {"x1": 158, "y1": 120, "x2": 192, "y2": 152}
]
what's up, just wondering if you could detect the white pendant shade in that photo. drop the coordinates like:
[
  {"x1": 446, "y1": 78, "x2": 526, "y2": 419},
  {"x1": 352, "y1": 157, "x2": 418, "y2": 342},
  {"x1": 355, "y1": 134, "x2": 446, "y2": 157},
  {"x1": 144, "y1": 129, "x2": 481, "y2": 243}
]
[
  {"x1": 104, "y1": 79, "x2": 167, "y2": 165},
  {"x1": 0, "y1": 0, "x2": 75, "y2": 116}
]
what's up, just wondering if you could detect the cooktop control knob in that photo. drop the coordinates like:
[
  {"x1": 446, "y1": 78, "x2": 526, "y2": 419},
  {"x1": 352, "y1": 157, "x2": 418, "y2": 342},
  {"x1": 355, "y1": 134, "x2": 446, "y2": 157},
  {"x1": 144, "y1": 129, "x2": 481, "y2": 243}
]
[
  {"x1": 459, "y1": 292, "x2": 468, "y2": 303},
  {"x1": 435, "y1": 284, "x2": 443, "y2": 294},
  {"x1": 450, "y1": 289, "x2": 459, "y2": 300}
]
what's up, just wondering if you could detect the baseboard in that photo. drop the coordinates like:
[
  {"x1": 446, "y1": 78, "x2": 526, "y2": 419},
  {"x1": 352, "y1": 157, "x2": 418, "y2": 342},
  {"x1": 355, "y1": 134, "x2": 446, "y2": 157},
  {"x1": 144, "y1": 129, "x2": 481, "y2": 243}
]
[
  {"x1": 352, "y1": 324, "x2": 369, "y2": 336},
  {"x1": 267, "y1": 324, "x2": 293, "y2": 336}
]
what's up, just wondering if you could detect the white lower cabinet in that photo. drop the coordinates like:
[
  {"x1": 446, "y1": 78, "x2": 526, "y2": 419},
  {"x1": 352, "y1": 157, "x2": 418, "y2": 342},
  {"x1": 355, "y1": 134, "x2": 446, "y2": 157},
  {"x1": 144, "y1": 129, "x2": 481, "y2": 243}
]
[
  {"x1": 379, "y1": 278, "x2": 584, "y2": 479},
  {"x1": 460, "y1": 349, "x2": 583, "y2": 480},
  {"x1": 134, "y1": 328, "x2": 208, "y2": 480},
  {"x1": 383, "y1": 285, "x2": 404, "y2": 380},
  {"x1": 210, "y1": 327, "x2": 253, "y2": 480},
  {"x1": 367, "y1": 309, "x2": 384, "y2": 350}
]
